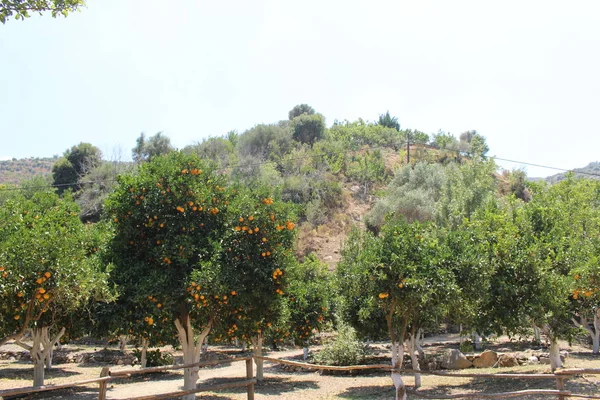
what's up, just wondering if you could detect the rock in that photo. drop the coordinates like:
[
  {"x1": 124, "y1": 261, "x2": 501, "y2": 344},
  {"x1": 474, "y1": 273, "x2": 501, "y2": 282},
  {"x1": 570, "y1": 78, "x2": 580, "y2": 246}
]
[
  {"x1": 472, "y1": 350, "x2": 498, "y2": 368},
  {"x1": 539, "y1": 357, "x2": 551, "y2": 365},
  {"x1": 560, "y1": 351, "x2": 569, "y2": 360},
  {"x1": 441, "y1": 349, "x2": 473, "y2": 370},
  {"x1": 528, "y1": 356, "x2": 539, "y2": 364},
  {"x1": 497, "y1": 353, "x2": 519, "y2": 367}
]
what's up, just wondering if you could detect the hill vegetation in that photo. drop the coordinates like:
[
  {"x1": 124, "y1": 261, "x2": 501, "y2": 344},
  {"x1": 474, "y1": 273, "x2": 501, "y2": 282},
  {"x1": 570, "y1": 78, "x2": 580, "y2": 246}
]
[
  {"x1": 545, "y1": 161, "x2": 600, "y2": 183},
  {"x1": 0, "y1": 157, "x2": 55, "y2": 185}
]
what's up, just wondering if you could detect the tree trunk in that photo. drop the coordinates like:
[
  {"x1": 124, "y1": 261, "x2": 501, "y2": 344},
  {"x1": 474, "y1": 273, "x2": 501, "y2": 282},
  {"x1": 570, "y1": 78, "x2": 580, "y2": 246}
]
[
  {"x1": 251, "y1": 332, "x2": 264, "y2": 381},
  {"x1": 407, "y1": 332, "x2": 421, "y2": 388},
  {"x1": 549, "y1": 338, "x2": 562, "y2": 371},
  {"x1": 16, "y1": 327, "x2": 65, "y2": 387},
  {"x1": 593, "y1": 311, "x2": 600, "y2": 354},
  {"x1": 473, "y1": 332, "x2": 482, "y2": 351},
  {"x1": 391, "y1": 341, "x2": 407, "y2": 400},
  {"x1": 40, "y1": 327, "x2": 64, "y2": 370},
  {"x1": 202, "y1": 336, "x2": 209, "y2": 354},
  {"x1": 175, "y1": 317, "x2": 211, "y2": 400},
  {"x1": 24, "y1": 328, "x2": 44, "y2": 387},
  {"x1": 119, "y1": 335, "x2": 128, "y2": 353},
  {"x1": 572, "y1": 312, "x2": 600, "y2": 355},
  {"x1": 140, "y1": 338, "x2": 148, "y2": 368},
  {"x1": 33, "y1": 358, "x2": 45, "y2": 387},
  {"x1": 533, "y1": 325, "x2": 542, "y2": 344},
  {"x1": 416, "y1": 328, "x2": 425, "y2": 361}
]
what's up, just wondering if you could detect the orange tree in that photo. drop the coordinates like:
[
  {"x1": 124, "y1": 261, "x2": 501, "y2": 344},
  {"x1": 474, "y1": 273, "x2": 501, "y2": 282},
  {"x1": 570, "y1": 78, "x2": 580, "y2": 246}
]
[
  {"x1": 336, "y1": 219, "x2": 456, "y2": 399},
  {"x1": 0, "y1": 192, "x2": 110, "y2": 386},
  {"x1": 286, "y1": 253, "x2": 331, "y2": 360},
  {"x1": 105, "y1": 152, "x2": 297, "y2": 393},
  {"x1": 571, "y1": 262, "x2": 600, "y2": 353},
  {"x1": 525, "y1": 177, "x2": 600, "y2": 357},
  {"x1": 203, "y1": 187, "x2": 297, "y2": 380}
]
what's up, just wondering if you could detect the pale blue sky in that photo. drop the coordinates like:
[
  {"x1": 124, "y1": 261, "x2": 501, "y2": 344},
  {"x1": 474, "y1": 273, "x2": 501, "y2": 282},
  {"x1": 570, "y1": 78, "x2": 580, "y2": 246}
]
[{"x1": 1, "y1": 0, "x2": 599, "y2": 177}]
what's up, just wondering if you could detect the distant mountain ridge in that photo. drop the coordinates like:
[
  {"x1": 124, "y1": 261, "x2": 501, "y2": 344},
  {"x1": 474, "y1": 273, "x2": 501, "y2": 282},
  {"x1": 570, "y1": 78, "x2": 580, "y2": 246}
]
[
  {"x1": 0, "y1": 157, "x2": 56, "y2": 185},
  {"x1": 543, "y1": 162, "x2": 600, "y2": 184}
]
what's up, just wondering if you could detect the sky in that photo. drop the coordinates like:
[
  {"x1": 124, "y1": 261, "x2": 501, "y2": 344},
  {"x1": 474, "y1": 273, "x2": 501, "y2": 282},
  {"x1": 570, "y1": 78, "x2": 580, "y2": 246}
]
[{"x1": 1, "y1": 0, "x2": 599, "y2": 178}]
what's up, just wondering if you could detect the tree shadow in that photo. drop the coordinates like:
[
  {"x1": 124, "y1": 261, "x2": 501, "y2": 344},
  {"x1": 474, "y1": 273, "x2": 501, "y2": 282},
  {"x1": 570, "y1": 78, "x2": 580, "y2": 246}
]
[
  {"x1": 112, "y1": 371, "x2": 184, "y2": 384},
  {"x1": 565, "y1": 351, "x2": 600, "y2": 360},
  {"x1": 0, "y1": 366, "x2": 80, "y2": 380},
  {"x1": 337, "y1": 384, "x2": 395, "y2": 399},
  {"x1": 28, "y1": 386, "x2": 100, "y2": 400},
  {"x1": 200, "y1": 376, "x2": 319, "y2": 396}
]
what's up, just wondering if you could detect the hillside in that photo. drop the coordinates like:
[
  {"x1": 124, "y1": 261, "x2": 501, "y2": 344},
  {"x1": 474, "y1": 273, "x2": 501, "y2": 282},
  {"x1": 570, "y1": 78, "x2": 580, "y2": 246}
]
[
  {"x1": 544, "y1": 161, "x2": 600, "y2": 183},
  {"x1": 0, "y1": 157, "x2": 55, "y2": 185}
]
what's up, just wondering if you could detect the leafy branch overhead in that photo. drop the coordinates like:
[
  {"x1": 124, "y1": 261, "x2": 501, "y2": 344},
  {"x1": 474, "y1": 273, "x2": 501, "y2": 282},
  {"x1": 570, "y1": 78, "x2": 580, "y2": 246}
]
[{"x1": 0, "y1": 0, "x2": 86, "y2": 23}]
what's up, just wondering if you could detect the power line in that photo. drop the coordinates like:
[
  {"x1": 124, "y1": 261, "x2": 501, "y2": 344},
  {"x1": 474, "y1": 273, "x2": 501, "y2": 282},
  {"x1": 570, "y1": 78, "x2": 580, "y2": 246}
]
[
  {"x1": 1, "y1": 141, "x2": 600, "y2": 192},
  {"x1": 407, "y1": 139, "x2": 600, "y2": 179}
]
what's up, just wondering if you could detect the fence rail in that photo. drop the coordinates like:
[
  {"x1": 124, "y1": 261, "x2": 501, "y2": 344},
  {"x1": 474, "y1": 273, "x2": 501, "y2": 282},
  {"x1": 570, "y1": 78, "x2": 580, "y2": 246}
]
[
  {"x1": 2, "y1": 355, "x2": 600, "y2": 400},
  {"x1": 256, "y1": 355, "x2": 600, "y2": 400}
]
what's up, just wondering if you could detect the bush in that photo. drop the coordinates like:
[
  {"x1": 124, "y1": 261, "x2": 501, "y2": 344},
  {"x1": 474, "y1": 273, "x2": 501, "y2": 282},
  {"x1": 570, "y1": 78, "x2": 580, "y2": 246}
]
[
  {"x1": 313, "y1": 323, "x2": 366, "y2": 366},
  {"x1": 132, "y1": 348, "x2": 174, "y2": 367},
  {"x1": 306, "y1": 198, "x2": 328, "y2": 226},
  {"x1": 459, "y1": 341, "x2": 474, "y2": 354}
]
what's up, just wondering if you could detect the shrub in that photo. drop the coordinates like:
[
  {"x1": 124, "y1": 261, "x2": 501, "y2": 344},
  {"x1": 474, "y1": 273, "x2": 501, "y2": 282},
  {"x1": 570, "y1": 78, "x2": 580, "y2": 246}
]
[
  {"x1": 306, "y1": 198, "x2": 328, "y2": 227},
  {"x1": 313, "y1": 323, "x2": 366, "y2": 366},
  {"x1": 132, "y1": 348, "x2": 174, "y2": 367}
]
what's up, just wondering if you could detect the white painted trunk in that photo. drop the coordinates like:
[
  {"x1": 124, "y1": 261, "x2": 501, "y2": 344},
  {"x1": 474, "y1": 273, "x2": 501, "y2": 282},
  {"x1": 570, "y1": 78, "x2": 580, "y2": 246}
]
[
  {"x1": 202, "y1": 336, "x2": 209, "y2": 354},
  {"x1": 41, "y1": 327, "x2": 64, "y2": 370},
  {"x1": 473, "y1": 332, "x2": 482, "y2": 351},
  {"x1": 33, "y1": 359, "x2": 45, "y2": 387},
  {"x1": 407, "y1": 333, "x2": 421, "y2": 388},
  {"x1": 251, "y1": 333, "x2": 264, "y2": 381},
  {"x1": 549, "y1": 338, "x2": 562, "y2": 371},
  {"x1": 416, "y1": 328, "x2": 425, "y2": 361},
  {"x1": 391, "y1": 341, "x2": 407, "y2": 400},
  {"x1": 140, "y1": 338, "x2": 148, "y2": 368},
  {"x1": 31, "y1": 328, "x2": 45, "y2": 387},
  {"x1": 16, "y1": 327, "x2": 65, "y2": 387},
  {"x1": 533, "y1": 325, "x2": 541, "y2": 344},
  {"x1": 593, "y1": 334, "x2": 600, "y2": 355},
  {"x1": 175, "y1": 318, "x2": 211, "y2": 400},
  {"x1": 571, "y1": 312, "x2": 600, "y2": 355},
  {"x1": 303, "y1": 347, "x2": 309, "y2": 361},
  {"x1": 119, "y1": 335, "x2": 128, "y2": 353}
]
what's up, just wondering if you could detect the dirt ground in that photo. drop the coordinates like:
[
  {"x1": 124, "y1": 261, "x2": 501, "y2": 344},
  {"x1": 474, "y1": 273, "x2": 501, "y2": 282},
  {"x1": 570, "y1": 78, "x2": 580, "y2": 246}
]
[{"x1": 2, "y1": 334, "x2": 600, "y2": 399}]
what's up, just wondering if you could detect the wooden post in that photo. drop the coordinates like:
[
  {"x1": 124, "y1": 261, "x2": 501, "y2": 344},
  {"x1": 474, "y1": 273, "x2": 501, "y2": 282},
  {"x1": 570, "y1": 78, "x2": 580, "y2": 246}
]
[
  {"x1": 246, "y1": 358, "x2": 254, "y2": 400},
  {"x1": 98, "y1": 366, "x2": 110, "y2": 400},
  {"x1": 556, "y1": 376, "x2": 565, "y2": 400}
]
